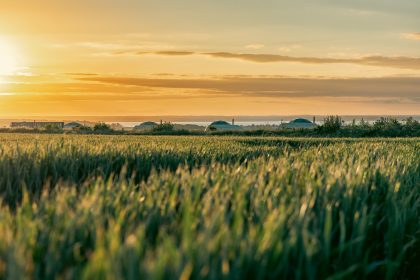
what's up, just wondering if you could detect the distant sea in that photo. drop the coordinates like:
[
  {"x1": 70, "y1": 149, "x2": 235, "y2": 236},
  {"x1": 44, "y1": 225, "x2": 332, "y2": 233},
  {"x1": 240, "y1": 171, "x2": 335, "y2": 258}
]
[{"x1": 117, "y1": 121, "x2": 286, "y2": 128}]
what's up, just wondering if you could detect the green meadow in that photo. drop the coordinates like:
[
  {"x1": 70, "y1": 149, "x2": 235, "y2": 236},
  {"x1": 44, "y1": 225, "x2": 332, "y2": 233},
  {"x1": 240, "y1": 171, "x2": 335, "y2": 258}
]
[{"x1": 0, "y1": 135, "x2": 419, "y2": 279}]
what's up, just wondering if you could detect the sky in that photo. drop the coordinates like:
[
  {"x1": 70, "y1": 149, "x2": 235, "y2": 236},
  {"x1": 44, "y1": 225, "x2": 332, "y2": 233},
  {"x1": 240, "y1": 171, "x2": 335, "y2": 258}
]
[{"x1": 0, "y1": 0, "x2": 419, "y2": 117}]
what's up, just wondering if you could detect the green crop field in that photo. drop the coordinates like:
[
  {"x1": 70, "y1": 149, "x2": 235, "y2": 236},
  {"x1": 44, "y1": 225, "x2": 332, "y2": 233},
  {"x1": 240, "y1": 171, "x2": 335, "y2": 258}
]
[{"x1": 0, "y1": 134, "x2": 419, "y2": 279}]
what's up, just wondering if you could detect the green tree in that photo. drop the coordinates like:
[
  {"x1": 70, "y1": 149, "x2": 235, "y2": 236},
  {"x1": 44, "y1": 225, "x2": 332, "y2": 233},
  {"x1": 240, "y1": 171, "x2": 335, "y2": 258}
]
[
  {"x1": 319, "y1": 115, "x2": 342, "y2": 133},
  {"x1": 403, "y1": 117, "x2": 420, "y2": 136}
]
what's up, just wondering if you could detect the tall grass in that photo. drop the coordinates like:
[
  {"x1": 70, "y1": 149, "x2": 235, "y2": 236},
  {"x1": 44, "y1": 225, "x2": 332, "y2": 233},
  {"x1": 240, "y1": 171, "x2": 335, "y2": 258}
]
[{"x1": 0, "y1": 134, "x2": 419, "y2": 279}]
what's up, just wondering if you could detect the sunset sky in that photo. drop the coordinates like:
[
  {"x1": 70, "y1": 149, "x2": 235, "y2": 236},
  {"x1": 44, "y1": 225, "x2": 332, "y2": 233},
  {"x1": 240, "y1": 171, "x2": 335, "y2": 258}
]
[{"x1": 0, "y1": 0, "x2": 419, "y2": 117}]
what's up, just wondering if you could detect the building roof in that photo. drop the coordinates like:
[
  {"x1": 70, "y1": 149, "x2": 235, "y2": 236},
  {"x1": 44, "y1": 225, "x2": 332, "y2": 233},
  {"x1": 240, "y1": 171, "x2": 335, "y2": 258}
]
[
  {"x1": 64, "y1": 122, "x2": 83, "y2": 128},
  {"x1": 10, "y1": 121, "x2": 65, "y2": 128},
  {"x1": 289, "y1": 118, "x2": 313, "y2": 124},
  {"x1": 134, "y1": 121, "x2": 158, "y2": 129},
  {"x1": 210, "y1": 120, "x2": 230, "y2": 126},
  {"x1": 283, "y1": 118, "x2": 316, "y2": 129},
  {"x1": 205, "y1": 120, "x2": 241, "y2": 132},
  {"x1": 139, "y1": 121, "x2": 158, "y2": 126}
]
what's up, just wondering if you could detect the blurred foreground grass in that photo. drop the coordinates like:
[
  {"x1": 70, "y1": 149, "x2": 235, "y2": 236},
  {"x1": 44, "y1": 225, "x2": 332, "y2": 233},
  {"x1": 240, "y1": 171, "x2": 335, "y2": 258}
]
[{"x1": 0, "y1": 135, "x2": 418, "y2": 279}]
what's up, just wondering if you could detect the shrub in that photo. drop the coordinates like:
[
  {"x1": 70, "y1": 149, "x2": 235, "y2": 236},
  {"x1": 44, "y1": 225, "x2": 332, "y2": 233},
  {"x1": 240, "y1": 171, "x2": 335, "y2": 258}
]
[
  {"x1": 317, "y1": 115, "x2": 343, "y2": 134},
  {"x1": 44, "y1": 124, "x2": 63, "y2": 132},
  {"x1": 152, "y1": 122, "x2": 175, "y2": 132},
  {"x1": 93, "y1": 122, "x2": 113, "y2": 132}
]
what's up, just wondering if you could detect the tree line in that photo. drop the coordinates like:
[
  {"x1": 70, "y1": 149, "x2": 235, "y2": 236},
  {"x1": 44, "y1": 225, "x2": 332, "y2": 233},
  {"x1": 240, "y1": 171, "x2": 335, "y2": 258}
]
[{"x1": 2, "y1": 117, "x2": 419, "y2": 137}]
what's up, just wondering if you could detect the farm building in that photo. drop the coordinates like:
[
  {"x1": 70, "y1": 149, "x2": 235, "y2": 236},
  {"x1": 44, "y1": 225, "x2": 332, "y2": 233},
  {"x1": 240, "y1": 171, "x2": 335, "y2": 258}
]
[
  {"x1": 10, "y1": 121, "x2": 65, "y2": 129},
  {"x1": 284, "y1": 118, "x2": 317, "y2": 129},
  {"x1": 134, "y1": 121, "x2": 158, "y2": 130},
  {"x1": 205, "y1": 120, "x2": 241, "y2": 132}
]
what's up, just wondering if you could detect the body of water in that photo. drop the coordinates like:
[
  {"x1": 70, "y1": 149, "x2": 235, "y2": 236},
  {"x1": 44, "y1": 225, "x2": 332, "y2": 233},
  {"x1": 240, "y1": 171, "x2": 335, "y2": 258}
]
[{"x1": 115, "y1": 121, "x2": 292, "y2": 128}]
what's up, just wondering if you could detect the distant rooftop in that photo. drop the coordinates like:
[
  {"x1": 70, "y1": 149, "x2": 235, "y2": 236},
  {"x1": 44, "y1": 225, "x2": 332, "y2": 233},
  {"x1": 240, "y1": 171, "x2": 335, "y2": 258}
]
[
  {"x1": 134, "y1": 121, "x2": 158, "y2": 130},
  {"x1": 139, "y1": 121, "x2": 158, "y2": 126},
  {"x1": 289, "y1": 118, "x2": 313, "y2": 124},
  {"x1": 283, "y1": 118, "x2": 317, "y2": 129},
  {"x1": 210, "y1": 120, "x2": 231, "y2": 126}
]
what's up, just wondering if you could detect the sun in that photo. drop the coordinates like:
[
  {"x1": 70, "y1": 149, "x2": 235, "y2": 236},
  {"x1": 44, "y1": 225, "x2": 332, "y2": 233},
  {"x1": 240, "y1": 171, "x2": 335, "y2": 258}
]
[{"x1": 0, "y1": 36, "x2": 20, "y2": 75}]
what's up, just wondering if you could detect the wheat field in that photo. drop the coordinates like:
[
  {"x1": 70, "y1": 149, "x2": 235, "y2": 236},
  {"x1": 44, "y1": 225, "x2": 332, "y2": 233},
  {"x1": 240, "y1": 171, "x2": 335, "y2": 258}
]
[{"x1": 0, "y1": 134, "x2": 419, "y2": 279}]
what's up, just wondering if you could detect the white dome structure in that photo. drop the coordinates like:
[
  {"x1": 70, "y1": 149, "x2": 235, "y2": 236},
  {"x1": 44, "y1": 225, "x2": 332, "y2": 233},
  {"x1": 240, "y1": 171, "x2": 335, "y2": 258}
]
[
  {"x1": 134, "y1": 121, "x2": 158, "y2": 130},
  {"x1": 205, "y1": 120, "x2": 241, "y2": 132},
  {"x1": 284, "y1": 118, "x2": 317, "y2": 129}
]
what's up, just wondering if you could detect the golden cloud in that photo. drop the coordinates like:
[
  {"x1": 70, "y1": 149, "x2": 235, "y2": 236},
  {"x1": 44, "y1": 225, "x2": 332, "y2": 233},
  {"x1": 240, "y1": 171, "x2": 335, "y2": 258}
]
[
  {"x1": 402, "y1": 32, "x2": 420, "y2": 41},
  {"x1": 128, "y1": 51, "x2": 420, "y2": 70}
]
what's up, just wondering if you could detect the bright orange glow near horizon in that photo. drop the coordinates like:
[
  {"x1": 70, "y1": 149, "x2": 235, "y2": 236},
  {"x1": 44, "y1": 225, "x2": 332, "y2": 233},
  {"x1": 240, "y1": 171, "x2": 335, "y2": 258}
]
[
  {"x1": 0, "y1": 0, "x2": 419, "y2": 117},
  {"x1": 0, "y1": 36, "x2": 22, "y2": 76}
]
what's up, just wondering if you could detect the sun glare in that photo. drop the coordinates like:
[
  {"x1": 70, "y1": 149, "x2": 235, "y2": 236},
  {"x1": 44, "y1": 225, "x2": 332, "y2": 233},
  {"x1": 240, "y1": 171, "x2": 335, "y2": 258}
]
[{"x1": 0, "y1": 36, "x2": 20, "y2": 76}]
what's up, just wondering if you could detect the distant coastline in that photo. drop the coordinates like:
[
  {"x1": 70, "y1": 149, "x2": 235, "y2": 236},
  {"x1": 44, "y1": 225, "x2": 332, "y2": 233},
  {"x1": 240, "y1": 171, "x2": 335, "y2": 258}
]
[{"x1": 1, "y1": 115, "x2": 419, "y2": 124}]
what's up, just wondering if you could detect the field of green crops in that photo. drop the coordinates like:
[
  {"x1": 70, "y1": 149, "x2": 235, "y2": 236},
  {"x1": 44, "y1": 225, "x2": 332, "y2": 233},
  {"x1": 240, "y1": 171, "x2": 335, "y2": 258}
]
[{"x1": 0, "y1": 134, "x2": 419, "y2": 279}]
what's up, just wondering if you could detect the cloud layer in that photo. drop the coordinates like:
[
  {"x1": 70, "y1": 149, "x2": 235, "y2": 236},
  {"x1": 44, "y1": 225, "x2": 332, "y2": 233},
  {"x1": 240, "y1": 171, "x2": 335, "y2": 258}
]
[
  {"x1": 4, "y1": 75, "x2": 419, "y2": 116},
  {"x1": 122, "y1": 51, "x2": 420, "y2": 70},
  {"x1": 402, "y1": 32, "x2": 420, "y2": 41},
  {"x1": 73, "y1": 75, "x2": 420, "y2": 101}
]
